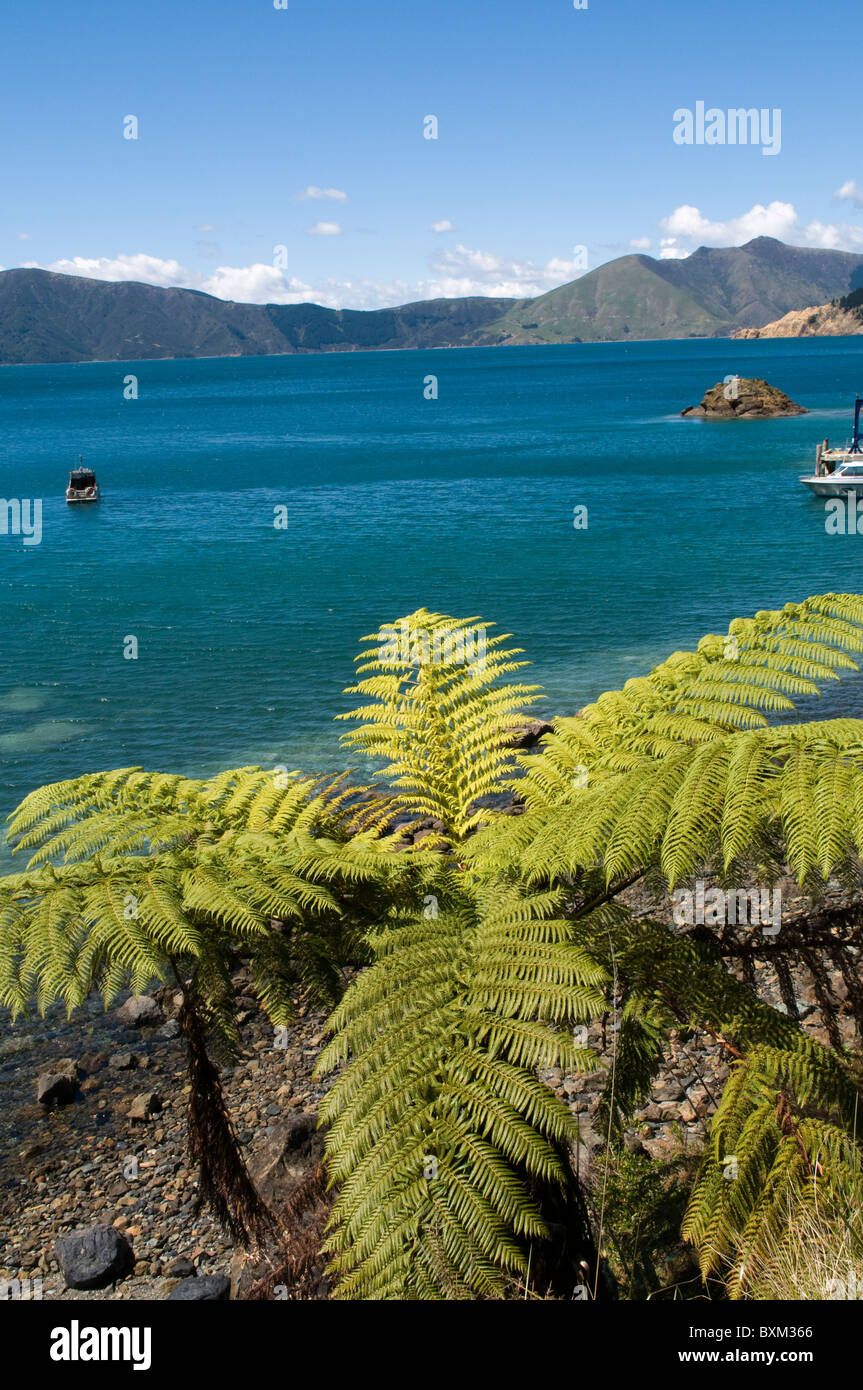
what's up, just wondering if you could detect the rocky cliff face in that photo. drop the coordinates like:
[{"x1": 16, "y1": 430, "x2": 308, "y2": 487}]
[
  {"x1": 734, "y1": 288, "x2": 863, "y2": 339},
  {"x1": 681, "y1": 377, "x2": 807, "y2": 419}
]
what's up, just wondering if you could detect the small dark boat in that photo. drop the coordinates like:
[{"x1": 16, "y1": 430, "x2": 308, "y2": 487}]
[{"x1": 66, "y1": 457, "x2": 100, "y2": 504}]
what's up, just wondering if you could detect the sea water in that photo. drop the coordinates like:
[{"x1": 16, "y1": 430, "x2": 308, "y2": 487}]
[{"x1": 1, "y1": 336, "x2": 862, "y2": 865}]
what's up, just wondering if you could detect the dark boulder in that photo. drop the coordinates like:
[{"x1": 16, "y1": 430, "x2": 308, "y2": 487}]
[
  {"x1": 506, "y1": 719, "x2": 554, "y2": 749},
  {"x1": 247, "y1": 1112, "x2": 324, "y2": 1207},
  {"x1": 167, "y1": 1274, "x2": 231, "y2": 1301},
  {"x1": 55, "y1": 1225, "x2": 134, "y2": 1290},
  {"x1": 37, "y1": 1059, "x2": 79, "y2": 1108}
]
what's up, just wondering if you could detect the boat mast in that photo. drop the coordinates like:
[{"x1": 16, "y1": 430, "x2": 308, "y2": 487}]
[{"x1": 851, "y1": 395, "x2": 863, "y2": 455}]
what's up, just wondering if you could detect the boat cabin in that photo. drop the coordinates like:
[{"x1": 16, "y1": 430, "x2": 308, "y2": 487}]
[{"x1": 66, "y1": 466, "x2": 100, "y2": 503}]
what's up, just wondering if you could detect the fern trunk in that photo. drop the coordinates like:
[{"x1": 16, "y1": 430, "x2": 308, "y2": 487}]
[{"x1": 178, "y1": 993, "x2": 276, "y2": 1248}]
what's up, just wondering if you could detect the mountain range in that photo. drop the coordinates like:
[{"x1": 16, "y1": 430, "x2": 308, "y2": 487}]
[{"x1": 2, "y1": 237, "x2": 862, "y2": 366}]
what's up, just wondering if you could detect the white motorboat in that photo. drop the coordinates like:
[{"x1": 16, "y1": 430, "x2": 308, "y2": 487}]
[{"x1": 800, "y1": 396, "x2": 863, "y2": 495}]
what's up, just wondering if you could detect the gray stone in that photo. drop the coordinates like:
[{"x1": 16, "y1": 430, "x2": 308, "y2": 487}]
[
  {"x1": 167, "y1": 1274, "x2": 230, "y2": 1301},
  {"x1": 506, "y1": 720, "x2": 554, "y2": 749},
  {"x1": 637, "y1": 1103, "x2": 662, "y2": 1122},
  {"x1": 55, "y1": 1224, "x2": 134, "y2": 1290},
  {"x1": 115, "y1": 994, "x2": 163, "y2": 1027},
  {"x1": 246, "y1": 1112, "x2": 324, "y2": 1206},
  {"x1": 109, "y1": 1052, "x2": 139, "y2": 1070},
  {"x1": 78, "y1": 1052, "x2": 108, "y2": 1073},
  {"x1": 231, "y1": 1113, "x2": 328, "y2": 1300}
]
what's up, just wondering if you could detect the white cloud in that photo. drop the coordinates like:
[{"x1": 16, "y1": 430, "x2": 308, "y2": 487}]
[
  {"x1": 200, "y1": 264, "x2": 315, "y2": 303},
  {"x1": 630, "y1": 237, "x2": 651, "y2": 250},
  {"x1": 802, "y1": 219, "x2": 863, "y2": 252},
  {"x1": 17, "y1": 232, "x2": 29, "y2": 241},
  {"x1": 297, "y1": 186, "x2": 347, "y2": 202},
  {"x1": 37, "y1": 253, "x2": 192, "y2": 287},
  {"x1": 659, "y1": 238, "x2": 688, "y2": 260},
  {"x1": 20, "y1": 239, "x2": 592, "y2": 310},
  {"x1": 658, "y1": 201, "x2": 863, "y2": 256},
  {"x1": 306, "y1": 221, "x2": 342, "y2": 236},
  {"x1": 835, "y1": 181, "x2": 863, "y2": 207},
  {"x1": 431, "y1": 220, "x2": 455, "y2": 233},
  {"x1": 195, "y1": 222, "x2": 216, "y2": 232},
  {"x1": 660, "y1": 201, "x2": 799, "y2": 246},
  {"x1": 422, "y1": 243, "x2": 588, "y2": 299}
]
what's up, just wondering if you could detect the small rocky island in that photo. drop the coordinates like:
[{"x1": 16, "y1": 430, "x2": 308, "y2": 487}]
[{"x1": 681, "y1": 377, "x2": 807, "y2": 419}]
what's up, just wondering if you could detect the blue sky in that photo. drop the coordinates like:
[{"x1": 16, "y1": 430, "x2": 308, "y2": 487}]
[{"x1": 2, "y1": 0, "x2": 862, "y2": 308}]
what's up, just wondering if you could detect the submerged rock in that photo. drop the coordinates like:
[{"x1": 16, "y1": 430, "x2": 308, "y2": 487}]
[
  {"x1": 681, "y1": 377, "x2": 807, "y2": 419},
  {"x1": 37, "y1": 1059, "x2": 79, "y2": 1108},
  {"x1": 109, "y1": 1051, "x2": 139, "y2": 1071},
  {"x1": 128, "y1": 1091, "x2": 162, "y2": 1122}
]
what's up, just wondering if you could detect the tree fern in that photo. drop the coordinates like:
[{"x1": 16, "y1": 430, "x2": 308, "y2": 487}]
[
  {"x1": 0, "y1": 765, "x2": 396, "y2": 1242},
  {"x1": 317, "y1": 877, "x2": 605, "y2": 1298},
  {"x1": 337, "y1": 608, "x2": 541, "y2": 841},
  {"x1": 6, "y1": 593, "x2": 863, "y2": 1295}
]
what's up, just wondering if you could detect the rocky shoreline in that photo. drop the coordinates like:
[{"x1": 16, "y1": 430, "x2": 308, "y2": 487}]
[
  {"x1": 0, "y1": 979, "x2": 332, "y2": 1300},
  {"x1": 2, "y1": 865, "x2": 858, "y2": 1299}
]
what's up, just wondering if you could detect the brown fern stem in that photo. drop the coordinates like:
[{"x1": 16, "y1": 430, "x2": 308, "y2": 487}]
[{"x1": 177, "y1": 993, "x2": 276, "y2": 1248}]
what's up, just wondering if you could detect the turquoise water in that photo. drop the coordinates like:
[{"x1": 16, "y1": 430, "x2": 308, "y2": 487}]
[{"x1": 1, "y1": 337, "x2": 863, "y2": 863}]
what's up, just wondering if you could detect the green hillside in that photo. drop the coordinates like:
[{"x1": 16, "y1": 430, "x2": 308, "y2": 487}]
[
  {"x1": 2, "y1": 238, "x2": 863, "y2": 363},
  {"x1": 476, "y1": 237, "x2": 863, "y2": 345},
  {"x1": 478, "y1": 254, "x2": 726, "y2": 344}
]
